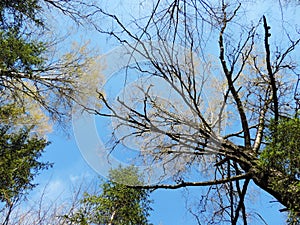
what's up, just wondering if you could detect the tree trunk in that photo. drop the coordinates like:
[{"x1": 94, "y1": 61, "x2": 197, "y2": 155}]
[
  {"x1": 251, "y1": 167, "x2": 300, "y2": 215},
  {"x1": 225, "y1": 140, "x2": 300, "y2": 214}
]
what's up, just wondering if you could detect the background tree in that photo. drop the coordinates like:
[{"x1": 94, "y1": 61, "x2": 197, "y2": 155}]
[
  {"x1": 0, "y1": 104, "x2": 51, "y2": 225},
  {"x1": 0, "y1": 0, "x2": 101, "y2": 124},
  {"x1": 65, "y1": 166, "x2": 152, "y2": 225},
  {"x1": 0, "y1": 175, "x2": 96, "y2": 225},
  {"x1": 0, "y1": 1, "x2": 101, "y2": 224}
]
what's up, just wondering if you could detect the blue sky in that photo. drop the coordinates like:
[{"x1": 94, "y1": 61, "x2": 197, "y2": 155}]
[
  {"x1": 32, "y1": 128, "x2": 288, "y2": 224},
  {"x1": 34, "y1": 131, "x2": 287, "y2": 225},
  {"x1": 25, "y1": 1, "x2": 300, "y2": 224}
]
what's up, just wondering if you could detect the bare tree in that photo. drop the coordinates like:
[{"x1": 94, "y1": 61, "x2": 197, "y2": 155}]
[
  {"x1": 77, "y1": 0, "x2": 300, "y2": 224},
  {"x1": 0, "y1": 177, "x2": 95, "y2": 225}
]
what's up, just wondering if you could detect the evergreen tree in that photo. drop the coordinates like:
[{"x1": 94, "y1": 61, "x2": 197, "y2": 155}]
[
  {"x1": 65, "y1": 166, "x2": 152, "y2": 225},
  {"x1": 260, "y1": 117, "x2": 300, "y2": 223},
  {"x1": 0, "y1": 104, "x2": 51, "y2": 224}
]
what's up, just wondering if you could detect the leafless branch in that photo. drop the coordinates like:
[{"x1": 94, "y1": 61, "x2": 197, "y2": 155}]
[{"x1": 134, "y1": 173, "x2": 250, "y2": 190}]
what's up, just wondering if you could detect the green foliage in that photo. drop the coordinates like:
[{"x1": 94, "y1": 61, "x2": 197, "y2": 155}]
[
  {"x1": 0, "y1": 0, "x2": 42, "y2": 30},
  {"x1": 0, "y1": 0, "x2": 54, "y2": 214},
  {"x1": 0, "y1": 31, "x2": 45, "y2": 73},
  {"x1": 259, "y1": 117, "x2": 300, "y2": 221},
  {"x1": 0, "y1": 0, "x2": 47, "y2": 100},
  {"x1": 0, "y1": 105, "x2": 51, "y2": 206},
  {"x1": 65, "y1": 166, "x2": 152, "y2": 225},
  {"x1": 260, "y1": 118, "x2": 300, "y2": 179}
]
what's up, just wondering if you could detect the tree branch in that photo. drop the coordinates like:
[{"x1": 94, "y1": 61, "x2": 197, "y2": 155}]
[
  {"x1": 218, "y1": 4, "x2": 251, "y2": 148},
  {"x1": 263, "y1": 15, "x2": 278, "y2": 123},
  {"x1": 133, "y1": 173, "x2": 250, "y2": 190}
]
